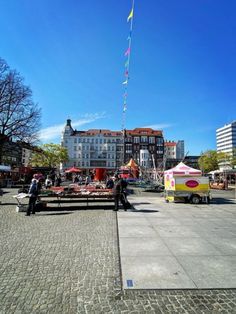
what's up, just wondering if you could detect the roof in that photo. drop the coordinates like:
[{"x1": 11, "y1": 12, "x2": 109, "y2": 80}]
[
  {"x1": 126, "y1": 128, "x2": 163, "y2": 136},
  {"x1": 165, "y1": 142, "x2": 176, "y2": 147},
  {"x1": 164, "y1": 162, "x2": 202, "y2": 176},
  {"x1": 73, "y1": 129, "x2": 122, "y2": 137}
]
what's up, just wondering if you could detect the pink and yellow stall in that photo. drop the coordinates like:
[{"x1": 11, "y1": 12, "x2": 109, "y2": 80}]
[{"x1": 164, "y1": 162, "x2": 211, "y2": 204}]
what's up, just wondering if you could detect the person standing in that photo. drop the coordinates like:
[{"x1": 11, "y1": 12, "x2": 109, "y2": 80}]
[
  {"x1": 85, "y1": 175, "x2": 91, "y2": 186},
  {"x1": 26, "y1": 179, "x2": 39, "y2": 216},
  {"x1": 45, "y1": 175, "x2": 52, "y2": 189},
  {"x1": 55, "y1": 174, "x2": 62, "y2": 187},
  {"x1": 106, "y1": 176, "x2": 114, "y2": 189},
  {"x1": 113, "y1": 175, "x2": 128, "y2": 211}
]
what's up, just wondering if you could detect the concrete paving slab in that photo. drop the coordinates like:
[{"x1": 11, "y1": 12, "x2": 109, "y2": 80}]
[
  {"x1": 177, "y1": 256, "x2": 236, "y2": 289},
  {"x1": 118, "y1": 217, "x2": 150, "y2": 226},
  {"x1": 154, "y1": 225, "x2": 201, "y2": 238},
  {"x1": 121, "y1": 256, "x2": 197, "y2": 289},
  {"x1": 118, "y1": 210, "x2": 159, "y2": 218},
  {"x1": 206, "y1": 237, "x2": 236, "y2": 255},
  {"x1": 146, "y1": 217, "x2": 182, "y2": 225},
  {"x1": 193, "y1": 227, "x2": 236, "y2": 239},
  {"x1": 118, "y1": 194, "x2": 236, "y2": 290},
  {"x1": 119, "y1": 237, "x2": 172, "y2": 256},
  {"x1": 163, "y1": 237, "x2": 222, "y2": 256},
  {"x1": 119, "y1": 225, "x2": 158, "y2": 238},
  {"x1": 175, "y1": 218, "x2": 225, "y2": 227}
]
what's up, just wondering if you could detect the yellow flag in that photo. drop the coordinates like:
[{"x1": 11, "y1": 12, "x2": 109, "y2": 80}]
[{"x1": 127, "y1": 8, "x2": 133, "y2": 22}]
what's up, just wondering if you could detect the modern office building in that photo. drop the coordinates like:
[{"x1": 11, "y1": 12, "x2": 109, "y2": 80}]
[
  {"x1": 216, "y1": 121, "x2": 236, "y2": 155},
  {"x1": 61, "y1": 120, "x2": 165, "y2": 171},
  {"x1": 176, "y1": 140, "x2": 185, "y2": 159},
  {"x1": 216, "y1": 121, "x2": 236, "y2": 170}
]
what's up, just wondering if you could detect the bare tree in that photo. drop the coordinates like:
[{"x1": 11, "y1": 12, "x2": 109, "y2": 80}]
[{"x1": 0, "y1": 57, "x2": 41, "y2": 163}]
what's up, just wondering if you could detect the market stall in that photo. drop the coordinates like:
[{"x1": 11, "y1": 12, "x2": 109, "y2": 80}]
[
  {"x1": 13, "y1": 185, "x2": 115, "y2": 211},
  {"x1": 164, "y1": 162, "x2": 211, "y2": 204}
]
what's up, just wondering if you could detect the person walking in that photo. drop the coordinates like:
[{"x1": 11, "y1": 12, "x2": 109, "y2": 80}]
[{"x1": 26, "y1": 179, "x2": 39, "y2": 216}]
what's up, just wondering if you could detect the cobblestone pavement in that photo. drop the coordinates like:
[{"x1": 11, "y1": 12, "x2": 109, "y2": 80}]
[{"x1": 0, "y1": 189, "x2": 235, "y2": 313}]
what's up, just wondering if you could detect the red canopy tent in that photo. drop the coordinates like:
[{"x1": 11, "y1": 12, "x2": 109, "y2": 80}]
[{"x1": 65, "y1": 167, "x2": 82, "y2": 173}]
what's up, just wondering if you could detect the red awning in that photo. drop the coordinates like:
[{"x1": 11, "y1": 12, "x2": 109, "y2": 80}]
[{"x1": 65, "y1": 167, "x2": 82, "y2": 173}]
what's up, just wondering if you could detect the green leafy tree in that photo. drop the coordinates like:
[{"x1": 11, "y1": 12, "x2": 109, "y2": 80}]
[
  {"x1": 30, "y1": 143, "x2": 68, "y2": 168},
  {"x1": 229, "y1": 148, "x2": 236, "y2": 168},
  {"x1": 198, "y1": 150, "x2": 230, "y2": 173}
]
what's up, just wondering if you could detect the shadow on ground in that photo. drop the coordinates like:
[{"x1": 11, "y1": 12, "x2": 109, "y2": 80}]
[{"x1": 211, "y1": 198, "x2": 235, "y2": 204}]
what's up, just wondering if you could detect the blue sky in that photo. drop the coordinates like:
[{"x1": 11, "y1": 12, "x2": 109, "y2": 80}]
[{"x1": 0, "y1": 0, "x2": 235, "y2": 155}]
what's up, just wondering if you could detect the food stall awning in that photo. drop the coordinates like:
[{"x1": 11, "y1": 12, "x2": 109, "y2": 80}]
[
  {"x1": 0, "y1": 165, "x2": 11, "y2": 172},
  {"x1": 164, "y1": 162, "x2": 202, "y2": 176},
  {"x1": 65, "y1": 166, "x2": 82, "y2": 173},
  {"x1": 125, "y1": 158, "x2": 139, "y2": 169}
]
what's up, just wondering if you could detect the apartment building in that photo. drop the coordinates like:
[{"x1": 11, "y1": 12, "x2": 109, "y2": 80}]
[
  {"x1": 61, "y1": 119, "x2": 123, "y2": 171},
  {"x1": 61, "y1": 120, "x2": 164, "y2": 171},
  {"x1": 124, "y1": 128, "x2": 164, "y2": 168},
  {"x1": 164, "y1": 141, "x2": 177, "y2": 159}
]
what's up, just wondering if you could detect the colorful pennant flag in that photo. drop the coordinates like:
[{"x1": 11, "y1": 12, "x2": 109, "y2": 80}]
[
  {"x1": 124, "y1": 47, "x2": 131, "y2": 56},
  {"x1": 127, "y1": 8, "x2": 133, "y2": 22}
]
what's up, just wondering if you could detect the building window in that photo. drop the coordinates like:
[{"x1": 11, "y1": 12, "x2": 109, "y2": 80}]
[
  {"x1": 74, "y1": 146, "x2": 77, "y2": 151},
  {"x1": 149, "y1": 137, "x2": 155, "y2": 144},
  {"x1": 134, "y1": 137, "x2": 139, "y2": 143},
  {"x1": 141, "y1": 136, "x2": 148, "y2": 143},
  {"x1": 74, "y1": 138, "x2": 77, "y2": 143},
  {"x1": 157, "y1": 138, "x2": 163, "y2": 145}
]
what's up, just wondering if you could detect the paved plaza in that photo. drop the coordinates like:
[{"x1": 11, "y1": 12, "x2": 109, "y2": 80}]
[
  {"x1": 118, "y1": 195, "x2": 236, "y2": 290},
  {"x1": 0, "y1": 188, "x2": 236, "y2": 313}
]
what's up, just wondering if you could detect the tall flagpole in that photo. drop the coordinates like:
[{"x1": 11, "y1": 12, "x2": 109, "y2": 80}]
[{"x1": 122, "y1": 0, "x2": 135, "y2": 163}]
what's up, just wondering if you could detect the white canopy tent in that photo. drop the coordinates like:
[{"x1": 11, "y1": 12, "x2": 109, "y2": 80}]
[{"x1": 164, "y1": 162, "x2": 202, "y2": 177}]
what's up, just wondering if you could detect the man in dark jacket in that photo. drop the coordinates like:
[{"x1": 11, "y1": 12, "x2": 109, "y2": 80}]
[
  {"x1": 113, "y1": 175, "x2": 128, "y2": 211},
  {"x1": 26, "y1": 179, "x2": 39, "y2": 216}
]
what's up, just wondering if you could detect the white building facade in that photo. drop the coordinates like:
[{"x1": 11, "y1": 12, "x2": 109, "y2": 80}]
[
  {"x1": 216, "y1": 121, "x2": 236, "y2": 155},
  {"x1": 216, "y1": 121, "x2": 236, "y2": 170},
  {"x1": 164, "y1": 141, "x2": 177, "y2": 159},
  {"x1": 61, "y1": 119, "x2": 123, "y2": 171}
]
